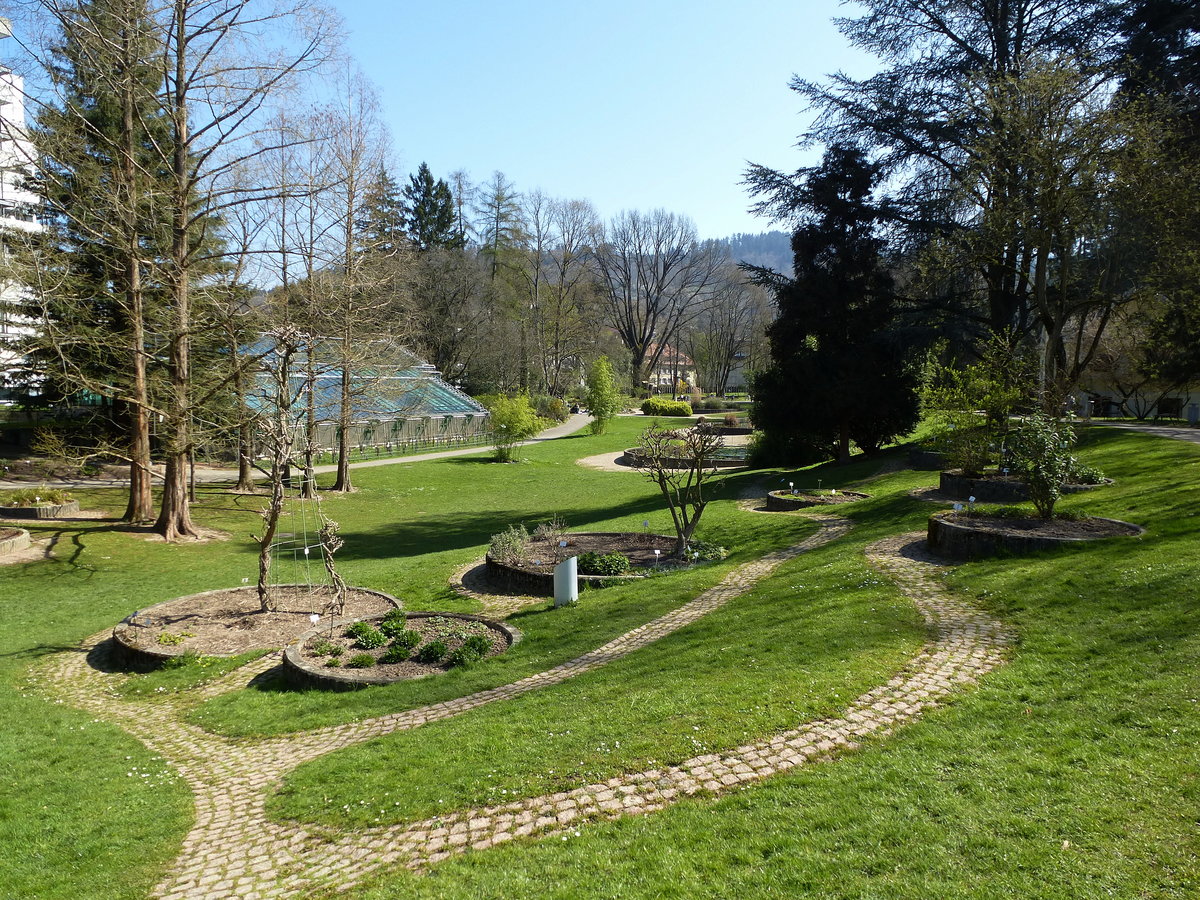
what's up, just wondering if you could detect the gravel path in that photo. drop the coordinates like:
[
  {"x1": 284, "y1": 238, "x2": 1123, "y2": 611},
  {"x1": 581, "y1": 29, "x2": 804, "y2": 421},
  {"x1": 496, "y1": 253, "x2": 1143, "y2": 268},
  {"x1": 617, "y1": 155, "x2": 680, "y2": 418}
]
[{"x1": 34, "y1": 513, "x2": 1012, "y2": 899}]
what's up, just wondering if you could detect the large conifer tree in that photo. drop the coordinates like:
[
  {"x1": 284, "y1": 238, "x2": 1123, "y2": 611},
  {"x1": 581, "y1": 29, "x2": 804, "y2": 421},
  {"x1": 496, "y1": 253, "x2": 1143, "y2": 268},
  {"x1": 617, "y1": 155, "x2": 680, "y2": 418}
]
[{"x1": 749, "y1": 145, "x2": 920, "y2": 464}]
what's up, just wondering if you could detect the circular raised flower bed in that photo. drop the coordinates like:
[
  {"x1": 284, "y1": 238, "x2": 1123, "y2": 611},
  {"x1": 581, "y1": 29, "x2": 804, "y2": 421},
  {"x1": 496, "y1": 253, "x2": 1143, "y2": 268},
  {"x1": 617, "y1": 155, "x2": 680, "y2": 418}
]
[
  {"x1": 111, "y1": 584, "x2": 400, "y2": 669},
  {"x1": 486, "y1": 531, "x2": 678, "y2": 595},
  {"x1": 282, "y1": 612, "x2": 522, "y2": 691},
  {"x1": 0, "y1": 499, "x2": 81, "y2": 519},
  {"x1": 938, "y1": 470, "x2": 1111, "y2": 502},
  {"x1": 927, "y1": 510, "x2": 1143, "y2": 560},
  {"x1": 765, "y1": 489, "x2": 869, "y2": 511},
  {"x1": 0, "y1": 527, "x2": 31, "y2": 556}
]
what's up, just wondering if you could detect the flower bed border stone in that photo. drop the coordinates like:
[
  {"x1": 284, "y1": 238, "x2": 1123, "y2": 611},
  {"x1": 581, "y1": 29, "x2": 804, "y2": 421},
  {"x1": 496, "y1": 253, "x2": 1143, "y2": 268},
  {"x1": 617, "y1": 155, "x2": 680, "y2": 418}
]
[
  {"x1": 937, "y1": 470, "x2": 1112, "y2": 502},
  {"x1": 0, "y1": 527, "x2": 31, "y2": 555},
  {"x1": 927, "y1": 510, "x2": 1143, "y2": 560},
  {"x1": 0, "y1": 500, "x2": 81, "y2": 519},
  {"x1": 765, "y1": 490, "x2": 870, "y2": 511}
]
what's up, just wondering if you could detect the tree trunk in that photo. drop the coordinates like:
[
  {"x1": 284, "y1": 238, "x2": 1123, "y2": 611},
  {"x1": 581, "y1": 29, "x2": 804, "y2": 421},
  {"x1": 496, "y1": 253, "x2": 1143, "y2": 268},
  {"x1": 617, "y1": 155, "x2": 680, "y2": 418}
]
[
  {"x1": 235, "y1": 417, "x2": 255, "y2": 492},
  {"x1": 119, "y1": 20, "x2": 154, "y2": 525},
  {"x1": 154, "y1": 0, "x2": 200, "y2": 541},
  {"x1": 330, "y1": 364, "x2": 354, "y2": 492}
]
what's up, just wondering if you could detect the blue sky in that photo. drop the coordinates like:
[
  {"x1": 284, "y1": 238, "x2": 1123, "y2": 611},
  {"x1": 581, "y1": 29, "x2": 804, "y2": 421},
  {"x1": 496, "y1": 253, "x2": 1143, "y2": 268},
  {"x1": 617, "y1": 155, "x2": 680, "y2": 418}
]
[{"x1": 336, "y1": 0, "x2": 877, "y2": 239}]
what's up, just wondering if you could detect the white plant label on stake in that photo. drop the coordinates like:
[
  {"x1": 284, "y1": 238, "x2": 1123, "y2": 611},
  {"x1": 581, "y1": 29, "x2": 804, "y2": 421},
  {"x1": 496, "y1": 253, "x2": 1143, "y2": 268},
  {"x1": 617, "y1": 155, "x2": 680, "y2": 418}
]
[{"x1": 954, "y1": 503, "x2": 964, "y2": 512}]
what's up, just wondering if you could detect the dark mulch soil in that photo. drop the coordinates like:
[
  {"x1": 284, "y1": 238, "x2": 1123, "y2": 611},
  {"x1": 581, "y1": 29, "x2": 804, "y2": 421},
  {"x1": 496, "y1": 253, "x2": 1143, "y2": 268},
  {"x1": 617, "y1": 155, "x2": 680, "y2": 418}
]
[
  {"x1": 769, "y1": 490, "x2": 865, "y2": 506},
  {"x1": 955, "y1": 514, "x2": 1141, "y2": 539},
  {"x1": 517, "y1": 532, "x2": 678, "y2": 574},
  {"x1": 0, "y1": 527, "x2": 21, "y2": 541},
  {"x1": 298, "y1": 615, "x2": 509, "y2": 679},
  {"x1": 125, "y1": 585, "x2": 395, "y2": 656}
]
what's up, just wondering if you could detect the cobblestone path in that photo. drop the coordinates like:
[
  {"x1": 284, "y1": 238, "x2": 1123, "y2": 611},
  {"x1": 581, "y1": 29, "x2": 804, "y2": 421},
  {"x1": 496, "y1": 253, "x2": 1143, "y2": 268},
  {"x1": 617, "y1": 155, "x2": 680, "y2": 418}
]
[{"x1": 36, "y1": 519, "x2": 1011, "y2": 899}]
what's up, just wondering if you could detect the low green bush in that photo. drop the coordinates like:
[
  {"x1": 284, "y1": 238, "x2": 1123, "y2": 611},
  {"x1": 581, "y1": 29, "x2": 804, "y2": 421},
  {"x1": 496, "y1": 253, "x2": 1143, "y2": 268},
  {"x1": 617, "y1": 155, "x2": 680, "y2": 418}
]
[
  {"x1": 414, "y1": 639, "x2": 448, "y2": 664},
  {"x1": 445, "y1": 634, "x2": 492, "y2": 668},
  {"x1": 310, "y1": 639, "x2": 340, "y2": 657},
  {"x1": 344, "y1": 621, "x2": 387, "y2": 650},
  {"x1": 380, "y1": 644, "x2": 410, "y2": 664},
  {"x1": 3, "y1": 487, "x2": 74, "y2": 507},
  {"x1": 378, "y1": 610, "x2": 408, "y2": 638},
  {"x1": 344, "y1": 653, "x2": 375, "y2": 669},
  {"x1": 641, "y1": 397, "x2": 693, "y2": 417},
  {"x1": 488, "y1": 524, "x2": 530, "y2": 565},
  {"x1": 577, "y1": 551, "x2": 630, "y2": 576},
  {"x1": 533, "y1": 395, "x2": 569, "y2": 423},
  {"x1": 688, "y1": 540, "x2": 728, "y2": 561}
]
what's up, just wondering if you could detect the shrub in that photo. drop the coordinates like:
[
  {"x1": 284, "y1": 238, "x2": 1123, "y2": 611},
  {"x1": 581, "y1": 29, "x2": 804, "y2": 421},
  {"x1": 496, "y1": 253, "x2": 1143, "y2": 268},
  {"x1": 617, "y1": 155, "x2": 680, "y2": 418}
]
[
  {"x1": 378, "y1": 610, "x2": 409, "y2": 638},
  {"x1": 533, "y1": 395, "x2": 568, "y2": 423},
  {"x1": 1009, "y1": 413, "x2": 1076, "y2": 518},
  {"x1": 390, "y1": 628, "x2": 422, "y2": 650},
  {"x1": 344, "y1": 621, "x2": 387, "y2": 650},
  {"x1": 484, "y1": 394, "x2": 545, "y2": 462},
  {"x1": 577, "y1": 550, "x2": 630, "y2": 576},
  {"x1": 446, "y1": 634, "x2": 493, "y2": 668},
  {"x1": 310, "y1": 639, "x2": 340, "y2": 657},
  {"x1": 1068, "y1": 460, "x2": 1106, "y2": 485},
  {"x1": 415, "y1": 639, "x2": 448, "y2": 664},
  {"x1": 641, "y1": 397, "x2": 693, "y2": 417},
  {"x1": 723, "y1": 413, "x2": 740, "y2": 428},
  {"x1": 489, "y1": 523, "x2": 530, "y2": 565},
  {"x1": 3, "y1": 487, "x2": 74, "y2": 507},
  {"x1": 688, "y1": 540, "x2": 729, "y2": 561},
  {"x1": 325, "y1": 658, "x2": 341, "y2": 668},
  {"x1": 380, "y1": 644, "x2": 411, "y2": 664},
  {"x1": 586, "y1": 356, "x2": 623, "y2": 435},
  {"x1": 344, "y1": 653, "x2": 376, "y2": 669}
]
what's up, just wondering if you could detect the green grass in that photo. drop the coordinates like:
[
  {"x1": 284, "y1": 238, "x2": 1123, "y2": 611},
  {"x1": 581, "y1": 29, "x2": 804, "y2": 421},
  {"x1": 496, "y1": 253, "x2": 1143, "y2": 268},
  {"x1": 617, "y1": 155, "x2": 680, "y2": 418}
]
[{"x1": 1, "y1": 420, "x2": 1198, "y2": 899}]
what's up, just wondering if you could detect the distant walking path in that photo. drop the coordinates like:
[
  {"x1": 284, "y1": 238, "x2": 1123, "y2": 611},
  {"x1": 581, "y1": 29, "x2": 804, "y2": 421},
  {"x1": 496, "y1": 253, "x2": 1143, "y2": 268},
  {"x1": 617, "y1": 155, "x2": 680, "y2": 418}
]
[
  {"x1": 0, "y1": 414, "x2": 592, "y2": 491},
  {"x1": 1092, "y1": 421, "x2": 1200, "y2": 446}
]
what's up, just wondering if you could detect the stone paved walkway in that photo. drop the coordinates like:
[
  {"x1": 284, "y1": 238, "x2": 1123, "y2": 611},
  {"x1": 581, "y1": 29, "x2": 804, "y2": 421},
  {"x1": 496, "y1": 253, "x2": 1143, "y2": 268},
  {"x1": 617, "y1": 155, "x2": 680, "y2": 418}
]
[{"x1": 36, "y1": 517, "x2": 1012, "y2": 899}]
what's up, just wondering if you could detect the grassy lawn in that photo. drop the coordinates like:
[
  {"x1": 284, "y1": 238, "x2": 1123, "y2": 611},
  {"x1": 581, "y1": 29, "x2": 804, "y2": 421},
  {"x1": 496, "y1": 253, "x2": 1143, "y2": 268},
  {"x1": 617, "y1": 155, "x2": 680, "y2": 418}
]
[{"x1": 2, "y1": 419, "x2": 1197, "y2": 898}]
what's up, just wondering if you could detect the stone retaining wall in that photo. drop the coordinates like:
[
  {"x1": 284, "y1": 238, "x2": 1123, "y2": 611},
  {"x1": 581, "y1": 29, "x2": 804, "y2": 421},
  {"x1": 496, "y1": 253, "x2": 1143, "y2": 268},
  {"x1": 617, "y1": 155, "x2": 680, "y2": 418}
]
[
  {"x1": 938, "y1": 470, "x2": 1111, "y2": 502},
  {"x1": 0, "y1": 500, "x2": 81, "y2": 519},
  {"x1": 765, "y1": 490, "x2": 869, "y2": 511},
  {"x1": 0, "y1": 528, "x2": 31, "y2": 555},
  {"x1": 927, "y1": 511, "x2": 1143, "y2": 560}
]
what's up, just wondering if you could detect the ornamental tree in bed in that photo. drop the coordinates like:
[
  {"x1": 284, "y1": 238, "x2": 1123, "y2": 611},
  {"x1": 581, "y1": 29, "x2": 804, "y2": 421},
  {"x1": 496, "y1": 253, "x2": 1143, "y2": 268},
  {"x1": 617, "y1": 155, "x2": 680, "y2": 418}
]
[{"x1": 631, "y1": 423, "x2": 724, "y2": 556}]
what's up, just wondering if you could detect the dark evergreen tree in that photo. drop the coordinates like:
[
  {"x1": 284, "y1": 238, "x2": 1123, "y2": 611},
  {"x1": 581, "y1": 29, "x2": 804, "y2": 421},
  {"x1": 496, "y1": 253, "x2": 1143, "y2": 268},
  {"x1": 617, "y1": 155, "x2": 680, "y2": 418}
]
[
  {"x1": 402, "y1": 162, "x2": 458, "y2": 251},
  {"x1": 355, "y1": 164, "x2": 407, "y2": 256},
  {"x1": 748, "y1": 145, "x2": 921, "y2": 464}
]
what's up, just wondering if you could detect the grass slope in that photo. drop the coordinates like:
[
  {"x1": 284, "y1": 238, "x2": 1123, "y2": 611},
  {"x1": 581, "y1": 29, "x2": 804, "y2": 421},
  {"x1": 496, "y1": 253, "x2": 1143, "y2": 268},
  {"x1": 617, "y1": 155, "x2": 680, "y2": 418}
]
[{"x1": 0, "y1": 421, "x2": 1196, "y2": 899}]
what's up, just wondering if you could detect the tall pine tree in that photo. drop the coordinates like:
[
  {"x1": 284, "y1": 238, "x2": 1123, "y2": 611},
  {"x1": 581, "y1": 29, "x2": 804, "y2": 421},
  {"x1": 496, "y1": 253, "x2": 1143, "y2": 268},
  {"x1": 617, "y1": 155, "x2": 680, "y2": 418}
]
[
  {"x1": 749, "y1": 145, "x2": 921, "y2": 464},
  {"x1": 402, "y1": 162, "x2": 458, "y2": 251}
]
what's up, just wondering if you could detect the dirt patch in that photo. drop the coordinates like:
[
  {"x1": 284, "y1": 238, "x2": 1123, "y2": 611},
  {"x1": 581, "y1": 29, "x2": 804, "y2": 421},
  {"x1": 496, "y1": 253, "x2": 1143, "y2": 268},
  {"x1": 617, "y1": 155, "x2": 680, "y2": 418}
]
[
  {"x1": 0, "y1": 526, "x2": 20, "y2": 542},
  {"x1": 950, "y1": 514, "x2": 1140, "y2": 540},
  {"x1": 118, "y1": 585, "x2": 398, "y2": 656},
  {"x1": 516, "y1": 532, "x2": 678, "y2": 573}
]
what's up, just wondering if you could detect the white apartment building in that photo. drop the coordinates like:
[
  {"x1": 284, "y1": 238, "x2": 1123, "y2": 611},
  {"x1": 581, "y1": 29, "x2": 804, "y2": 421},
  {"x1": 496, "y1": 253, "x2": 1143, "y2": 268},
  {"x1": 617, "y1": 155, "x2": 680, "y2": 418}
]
[{"x1": 0, "y1": 20, "x2": 44, "y2": 403}]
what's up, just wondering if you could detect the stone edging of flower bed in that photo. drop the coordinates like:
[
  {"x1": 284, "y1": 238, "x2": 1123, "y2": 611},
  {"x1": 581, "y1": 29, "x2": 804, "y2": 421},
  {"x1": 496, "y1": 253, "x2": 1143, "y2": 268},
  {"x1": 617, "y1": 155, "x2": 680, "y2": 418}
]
[
  {"x1": 927, "y1": 510, "x2": 1144, "y2": 560},
  {"x1": 764, "y1": 490, "x2": 869, "y2": 511},
  {"x1": 938, "y1": 470, "x2": 1112, "y2": 502},
  {"x1": 0, "y1": 528, "x2": 31, "y2": 555},
  {"x1": 0, "y1": 500, "x2": 81, "y2": 519}
]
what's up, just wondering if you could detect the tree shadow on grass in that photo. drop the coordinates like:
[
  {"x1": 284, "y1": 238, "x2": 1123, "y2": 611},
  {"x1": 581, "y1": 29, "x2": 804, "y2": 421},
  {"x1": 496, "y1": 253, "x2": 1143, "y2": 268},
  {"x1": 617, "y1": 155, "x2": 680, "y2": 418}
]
[{"x1": 332, "y1": 494, "x2": 669, "y2": 562}]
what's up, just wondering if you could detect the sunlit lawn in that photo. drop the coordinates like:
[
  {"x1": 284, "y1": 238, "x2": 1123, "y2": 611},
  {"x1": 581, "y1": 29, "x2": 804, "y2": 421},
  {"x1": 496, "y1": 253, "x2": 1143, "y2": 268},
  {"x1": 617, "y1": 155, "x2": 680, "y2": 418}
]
[{"x1": 1, "y1": 419, "x2": 1197, "y2": 899}]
